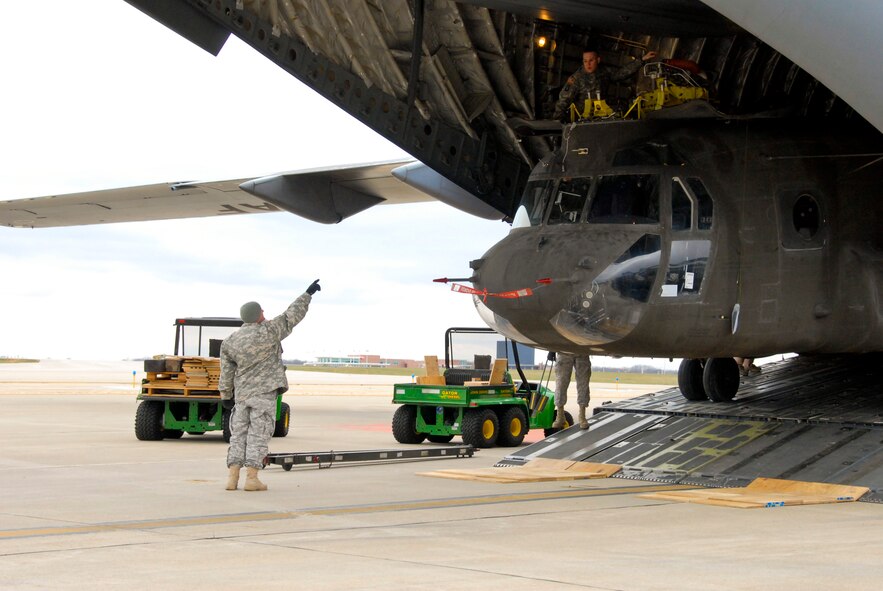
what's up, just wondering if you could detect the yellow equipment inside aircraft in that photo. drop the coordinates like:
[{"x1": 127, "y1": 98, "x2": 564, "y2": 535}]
[
  {"x1": 624, "y1": 61, "x2": 710, "y2": 119},
  {"x1": 568, "y1": 97, "x2": 617, "y2": 122}
]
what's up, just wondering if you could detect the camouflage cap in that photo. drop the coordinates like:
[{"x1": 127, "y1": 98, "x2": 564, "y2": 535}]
[{"x1": 240, "y1": 301, "x2": 262, "y2": 323}]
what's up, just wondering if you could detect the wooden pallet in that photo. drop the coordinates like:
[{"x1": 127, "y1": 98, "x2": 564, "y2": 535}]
[
  {"x1": 144, "y1": 356, "x2": 222, "y2": 396},
  {"x1": 145, "y1": 371, "x2": 186, "y2": 382},
  {"x1": 639, "y1": 477, "x2": 869, "y2": 508}
]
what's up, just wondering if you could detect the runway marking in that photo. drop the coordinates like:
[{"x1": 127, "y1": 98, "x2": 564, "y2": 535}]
[{"x1": 0, "y1": 483, "x2": 691, "y2": 540}]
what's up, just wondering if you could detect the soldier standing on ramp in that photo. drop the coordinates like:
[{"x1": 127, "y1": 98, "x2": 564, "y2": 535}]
[
  {"x1": 552, "y1": 352, "x2": 592, "y2": 430},
  {"x1": 220, "y1": 279, "x2": 321, "y2": 491}
]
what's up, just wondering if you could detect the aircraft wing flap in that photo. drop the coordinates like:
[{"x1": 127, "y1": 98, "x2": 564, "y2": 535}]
[{"x1": 238, "y1": 160, "x2": 435, "y2": 224}]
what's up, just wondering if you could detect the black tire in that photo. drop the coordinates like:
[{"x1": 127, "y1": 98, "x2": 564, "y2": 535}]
[
  {"x1": 497, "y1": 406, "x2": 527, "y2": 447},
  {"x1": 461, "y1": 408, "x2": 499, "y2": 448},
  {"x1": 703, "y1": 357, "x2": 740, "y2": 402},
  {"x1": 135, "y1": 401, "x2": 165, "y2": 441},
  {"x1": 392, "y1": 405, "x2": 426, "y2": 444},
  {"x1": 164, "y1": 429, "x2": 184, "y2": 439},
  {"x1": 678, "y1": 358, "x2": 708, "y2": 401},
  {"x1": 427, "y1": 434, "x2": 455, "y2": 443},
  {"x1": 222, "y1": 409, "x2": 232, "y2": 443},
  {"x1": 273, "y1": 402, "x2": 291, "y2": 437},
  {"x1": 543, "y1": 411, "x2": 575, "y2": 437}
]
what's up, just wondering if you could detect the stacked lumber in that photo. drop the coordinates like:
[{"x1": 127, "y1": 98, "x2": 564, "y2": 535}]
[{"x1": 182, "y1": 357, "x2": 221, "y2": 389}]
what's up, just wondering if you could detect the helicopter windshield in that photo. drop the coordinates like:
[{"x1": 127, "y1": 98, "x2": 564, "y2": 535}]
[
  {"x1": 512, "y1": 174, "x2": 661, "y2": 229},
  {"x1": 588, "y1": 174, "x2": 660, "y2": 224}
]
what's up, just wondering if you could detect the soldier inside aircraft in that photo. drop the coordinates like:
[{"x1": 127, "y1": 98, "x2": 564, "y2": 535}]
[{"x1": 553, "y1": 46, "x2": 658, "y2": 121}]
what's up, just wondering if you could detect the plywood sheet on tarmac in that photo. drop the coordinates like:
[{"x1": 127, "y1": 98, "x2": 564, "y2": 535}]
[
  {"x1": 419, "y1": 459, "x2": 620, "y2": 483},
  {"x1": 640, "y1": 477, "x2": 869, "y2": 508}
]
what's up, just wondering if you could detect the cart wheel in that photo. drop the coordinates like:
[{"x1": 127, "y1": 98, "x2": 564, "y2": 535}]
[
  {"x1": 496, "y1": 406, "x2": 527, "y2": 447},
  {"x1": 282, "y1": 463, "x2": 292, "y2": 471},
  {"x1": 392, "y1": 405, "x2": 426, "y2": 444},
  {"x1": 135, "y1": 401, "x2": 164, "y2": 441},
  {"x1": 543, "y1": 411, "x2": 575, "y2": 437},
  {"x1": 273, "y1": 402, "x2": 291, "y2": 437},
  {"x1": 427, "y1": 434, "x2": 455, "y2": 444},
  {"x1": 462, "y1": 408, "x2": 499, "y2": 448},
  {"x1": 164, "y1": 429, "x2": 184, "y2": 439}
]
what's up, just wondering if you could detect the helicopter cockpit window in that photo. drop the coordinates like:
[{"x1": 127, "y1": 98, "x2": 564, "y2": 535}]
[
  {"x1": 512, "y1": 179, "x2": 555, "y2": 228},
  {"x1": 687, "y1": 178, "x2": 713, "y2": 230},
  {"x1": 671, "y1": 178, "x2": 692, "y2": 231},
  {"x1": 547, "y1": 177, "x2": 591, "y2": 225},
  {"x1": 588, "y1": 174, "x2": 659, "y2": 224}
]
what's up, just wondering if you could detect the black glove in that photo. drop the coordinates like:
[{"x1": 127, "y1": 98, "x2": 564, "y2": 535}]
[
  {"x1": 306, "y1": 278, "x2": 321, "y2": 295},
  {"x1": 221, "y1": 398, "x2": 234, "y2": 411}
]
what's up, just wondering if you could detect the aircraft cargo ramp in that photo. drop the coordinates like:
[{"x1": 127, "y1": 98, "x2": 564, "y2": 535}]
[{"x1": 498, "y1": 354, "x2": 883, "y2": 503}]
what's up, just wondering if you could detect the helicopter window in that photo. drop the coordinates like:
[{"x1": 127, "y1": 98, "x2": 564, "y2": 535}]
[
  {"x1": 513, "y1": 179, "x2": 555, "y2": 227},
  {"x1": 547, "y1": 177, "x2": 592, "y2": 224},
  {"x1": 687, "y1": 178, "x2": 713, "y2": 230},
  {"x1": 792, "y1": 194, "x2": 820, "y2": 238},
  {"x1": 615, "y1": 233, "x2": 661, "y2": 264},
  {"x1": 671, "y1": 178, "x2": 692, "y2": 231},
  {"x1": 596, "y1": 234, "x2": 662, "y2": 303},
  {"x1": 662, "y1": 240, "x2": 711, "y2": 297},
  {"x1": 588, "y1": 174, "x2": 659, "y2": 224}
]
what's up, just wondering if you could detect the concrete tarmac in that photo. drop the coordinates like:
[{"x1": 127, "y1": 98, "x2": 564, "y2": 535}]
[{"x1": 1, "y1": 361, "x2": 881, "y2": 590}]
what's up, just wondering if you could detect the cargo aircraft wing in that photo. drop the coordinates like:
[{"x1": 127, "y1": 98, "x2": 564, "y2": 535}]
[{"x1": 0, "y1": 159, "x2": 502, "y2": 229}]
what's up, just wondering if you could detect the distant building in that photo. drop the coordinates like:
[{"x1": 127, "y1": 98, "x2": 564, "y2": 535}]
[
  {"x1": 314, "y1": 354, "x2": 423, "y2": 368},
  {"x1": 496, "y1": 341, "x2": 535, "y2": 368},
  {"x1": 381, "y1": 358, "x2": 423, "y2": 369}
]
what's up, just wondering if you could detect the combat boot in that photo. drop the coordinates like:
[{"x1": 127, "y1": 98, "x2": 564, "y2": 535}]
[
  {"x1": 226, "y1": 464, "x2": 241, "y2": 491},
  {"x1": 244, "y1": 467, "x2": 268, "y2": 491},
  {"x1": 578, "y1": 405, "x2": 589, "y2": 429},
  {"x1": 552, "y1": 406, "x2": 566, "y2": 429}
]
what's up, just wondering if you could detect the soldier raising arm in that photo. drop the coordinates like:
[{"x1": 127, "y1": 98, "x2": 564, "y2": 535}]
[{"x1": 219, "y1": 278, "x2": 321, "y2": 491}]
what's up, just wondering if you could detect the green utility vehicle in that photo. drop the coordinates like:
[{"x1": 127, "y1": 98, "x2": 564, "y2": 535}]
[
  {"x1": 391, "y1": 328, "x2": 572, "y2": 448},
  {"x1": 134, "y1": 317, "x2": 291, "y2": 442}
]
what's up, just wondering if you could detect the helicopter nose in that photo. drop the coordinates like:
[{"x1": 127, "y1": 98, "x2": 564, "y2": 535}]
[{"x1": 473, "y1": 228, "x2": 663, "y2": 351}]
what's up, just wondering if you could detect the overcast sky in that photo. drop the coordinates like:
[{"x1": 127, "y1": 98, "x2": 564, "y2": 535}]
[
  {"x1": 0, "y1": 0, "x2": 515, "y2": 362},
  {"x1": 0, "y1": 2, "x2": 688, "y2": 370}
]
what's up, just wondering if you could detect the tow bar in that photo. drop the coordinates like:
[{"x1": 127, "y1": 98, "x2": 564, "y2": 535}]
[{"x1": 267, "y1": 444, "x2": 474, "y2": 470}]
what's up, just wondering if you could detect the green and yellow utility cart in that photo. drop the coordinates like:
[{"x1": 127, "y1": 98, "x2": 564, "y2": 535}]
[
  {"x1": 134, "y1": 317, "x2": 290, "y2": 442},
  {"x1": 391, "y1": 328, "x2": 572, "y2": 448}
]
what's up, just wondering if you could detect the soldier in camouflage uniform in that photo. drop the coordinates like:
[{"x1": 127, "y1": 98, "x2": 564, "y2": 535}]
[
  {"x1": 552, "y1": 352, "x2": 592, "y2": 430},
  {"x1": 220, "y1": 279, "x2": 321, "y2": 491},
  {"x1": 552, "y1": 48, "x2": 658, "y2": 121}
]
